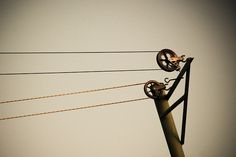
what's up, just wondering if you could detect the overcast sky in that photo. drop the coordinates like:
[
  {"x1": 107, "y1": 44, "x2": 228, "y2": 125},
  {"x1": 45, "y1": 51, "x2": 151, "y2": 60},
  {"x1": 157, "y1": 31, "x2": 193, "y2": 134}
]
[{"x1": 0, "y1": 1, "x2": 235, "y2": 157}]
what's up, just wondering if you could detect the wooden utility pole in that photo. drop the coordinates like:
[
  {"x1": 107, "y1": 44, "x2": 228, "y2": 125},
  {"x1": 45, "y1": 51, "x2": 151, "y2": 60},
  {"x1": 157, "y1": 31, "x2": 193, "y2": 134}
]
[{"x1": 153, "y1": 89, "x2": 185, "y2": 157}]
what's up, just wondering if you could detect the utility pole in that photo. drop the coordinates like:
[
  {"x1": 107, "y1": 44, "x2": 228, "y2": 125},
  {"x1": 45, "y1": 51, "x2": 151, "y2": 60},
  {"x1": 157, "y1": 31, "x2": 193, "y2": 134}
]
[
  {"x1": 154, "y1": 86, "x2": 185, "y2": 157},
  {"x1": 144, "y1": 49, "x2": 193, "y2": 157}
]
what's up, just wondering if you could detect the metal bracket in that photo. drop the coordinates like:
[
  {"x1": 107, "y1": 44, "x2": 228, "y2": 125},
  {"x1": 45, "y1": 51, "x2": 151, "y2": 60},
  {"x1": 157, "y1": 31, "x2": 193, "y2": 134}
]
[{"x1": 162, "y1": 57, "x2": 194, "y2": 145}]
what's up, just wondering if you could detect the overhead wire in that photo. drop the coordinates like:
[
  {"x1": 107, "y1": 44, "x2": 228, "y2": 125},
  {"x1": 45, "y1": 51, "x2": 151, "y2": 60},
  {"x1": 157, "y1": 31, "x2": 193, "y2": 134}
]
[
  {"x1": 0, "y1": 68, "x2": 162, "y2": 76},
  {"x1": 0, "y1": 97, "x2": 150, "y2": 121},
  {"x1": 0, "y1": 82, "x2": 146, "y2": 105},
  {"x1": 0, "y1": 50, "x2": 161, "y2": 76},
  {"x1": 0, "y1": 50, "x2": 159, "y2": 55},
  {"x1": 0, "y1": 50, "x2": 159, "y2": 121}
]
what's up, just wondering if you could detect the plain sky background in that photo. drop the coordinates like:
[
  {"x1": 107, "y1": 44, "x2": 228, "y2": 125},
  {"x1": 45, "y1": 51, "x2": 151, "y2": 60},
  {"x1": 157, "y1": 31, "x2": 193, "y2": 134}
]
[{"x1": 0, "y1": 1, "x2": 236, "y2": 157}]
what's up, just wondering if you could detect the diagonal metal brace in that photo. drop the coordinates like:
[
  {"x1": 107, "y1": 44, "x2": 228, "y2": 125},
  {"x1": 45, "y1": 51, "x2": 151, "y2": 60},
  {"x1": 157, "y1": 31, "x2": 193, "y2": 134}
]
[
  {"x1": 161, "y1": 95, "x2": 186, "y2": 119},
  {"x1": 166, "y1": 57, "x2": 193, "y2": 100}
]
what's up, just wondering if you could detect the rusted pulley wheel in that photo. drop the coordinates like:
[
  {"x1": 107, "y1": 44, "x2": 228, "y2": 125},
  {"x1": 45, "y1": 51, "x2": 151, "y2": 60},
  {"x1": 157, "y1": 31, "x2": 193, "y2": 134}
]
[
  {"x1": 144, "y1": 80, "x2": 164, "y2": 99},
  {"x1": 156, "y1": 49, "x2": 179, "y2": 72}
]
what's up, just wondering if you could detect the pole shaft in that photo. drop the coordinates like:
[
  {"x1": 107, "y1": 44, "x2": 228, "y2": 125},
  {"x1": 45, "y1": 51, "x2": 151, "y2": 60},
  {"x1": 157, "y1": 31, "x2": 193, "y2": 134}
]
[{"x1": 154, "y1": 91, "x2": 185, "y2": 157}]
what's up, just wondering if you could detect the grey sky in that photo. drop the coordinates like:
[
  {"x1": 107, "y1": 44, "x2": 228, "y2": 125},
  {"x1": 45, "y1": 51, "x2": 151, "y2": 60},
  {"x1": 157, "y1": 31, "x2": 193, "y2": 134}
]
[{"x1": 0, "y1": 1, "x2": 235, "y2": 157}]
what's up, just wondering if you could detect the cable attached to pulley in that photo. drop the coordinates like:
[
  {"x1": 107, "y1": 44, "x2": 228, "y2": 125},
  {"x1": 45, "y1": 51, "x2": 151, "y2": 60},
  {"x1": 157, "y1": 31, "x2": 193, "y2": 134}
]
[
  {"x1": 0, "y1": 50, "x2": 159, "y2": 55},
  {"x1": 0, "y1": 50, "x2": 163, "y2": 76},
  {"x1": 0, "y1": 82, "x2": 145, "y2": 105},
  {"x1": 0, "y1": 97, "x2": 150, "y2": 121},
  {"x1": 0, "y1": 68, "x2": 162, "y2": 76}
]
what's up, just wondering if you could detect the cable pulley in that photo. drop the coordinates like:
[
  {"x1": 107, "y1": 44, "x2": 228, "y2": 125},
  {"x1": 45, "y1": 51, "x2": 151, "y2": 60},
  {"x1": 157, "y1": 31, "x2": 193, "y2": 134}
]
[
  {"x1": 156, "y1": 49, "x2": 185, "y2": 72},
  {"x1": 144, "y1": 80, "x2": 166, "y2": 99}
]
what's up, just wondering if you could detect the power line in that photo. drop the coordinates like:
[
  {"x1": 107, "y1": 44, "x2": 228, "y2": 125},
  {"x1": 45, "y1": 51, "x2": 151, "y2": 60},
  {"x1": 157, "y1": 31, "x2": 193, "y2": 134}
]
[
  {"x1": 0, "y1": 50, "x2": 159, "y2": 55},
  {"x1": 0, "y1": 68, "x2": 162, "y2": 76},
  {"x1": 0, "y1": 82, "x2": 145, "y2": 105},
  {"x1": 0, "y1": 97, "x2": 150, "y2": 121}
]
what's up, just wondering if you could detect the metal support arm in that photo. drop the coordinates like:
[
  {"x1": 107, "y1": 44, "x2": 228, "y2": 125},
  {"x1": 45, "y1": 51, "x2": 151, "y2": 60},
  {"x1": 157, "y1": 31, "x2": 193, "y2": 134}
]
[
  {"x1": 166, "y1": 58, "x2": 193, "y2": 100},
  {"x1": 164, "y1": 57, "x2": 193, "y2": 145}
]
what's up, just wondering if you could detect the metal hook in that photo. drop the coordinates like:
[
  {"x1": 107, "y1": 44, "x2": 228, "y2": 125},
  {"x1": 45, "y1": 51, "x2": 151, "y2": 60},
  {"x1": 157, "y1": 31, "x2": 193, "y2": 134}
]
[{"x1": 164, "y1": 77, "x2": 184, "y2": 91}]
